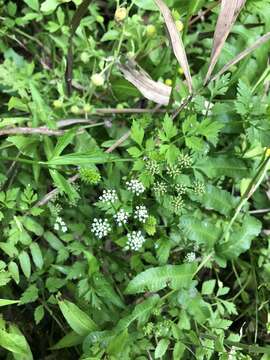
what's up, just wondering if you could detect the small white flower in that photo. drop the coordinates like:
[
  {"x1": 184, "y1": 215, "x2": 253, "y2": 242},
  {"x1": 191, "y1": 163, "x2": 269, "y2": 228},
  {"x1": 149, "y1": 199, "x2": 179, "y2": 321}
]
[
  {"x1": 185, "y1": 252, "x2": 196, "y2": 263},
  {"x1": 54, "y1": 216, "x2": 68, "y2": 233},
  {"x1": 202, "y1": 100, "x2": 214, "y2": 115},
  {"x1": 134, "y1": 205, "x2": 149, "y2": 223},
  {"x1": 114, "y1": 209, "x2": 129, "y2": 226},
  {"x1": 91, "y1": 218, "x2": 111, "y2": 239},
  {"x1": 126, "y1": 179, "x2": 145, "y2": 196},
  {"x1": 99, "y1": 189, "x2": 118, "y2": 203},
  {"x1": 127, "y1": 231, "x2": 145, "y2": 251}
]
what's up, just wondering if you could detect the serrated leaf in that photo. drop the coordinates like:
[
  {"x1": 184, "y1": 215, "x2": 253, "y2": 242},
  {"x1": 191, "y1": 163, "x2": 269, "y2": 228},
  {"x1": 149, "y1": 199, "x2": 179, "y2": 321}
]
[
  {"x1": 197, "y1": 185, "x2": 238, "y2": 216},
  {"x1": 155, "y1": 339, "x2": 170, "y2": 358},
  {"x1": 24, "y1": 217, "x2": 43, "y2": 236},
  {"x1": 20, "y1": 285, "x2": 39, "y2": 305},
  {"x1": 34, "y1": 305, "x2": 44, "y2": 325},
  {"x1": 195, "y1": 156, "x2": 249, "y2": 179},
  {"x1": 131, "y1": 121, "x2": 144, "y2": 146},
  {"x1": 58, "y1": 299, "x2": 98, "y2": 336},
  {"x1": 125, "y1": 263, "x2": 196, "y2": 294}
]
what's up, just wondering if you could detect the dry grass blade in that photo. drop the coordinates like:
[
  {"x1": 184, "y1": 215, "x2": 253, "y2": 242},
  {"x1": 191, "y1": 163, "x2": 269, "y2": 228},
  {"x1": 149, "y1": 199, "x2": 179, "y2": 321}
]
[
  {"x1": 119, "y1": 62, "x2": 171, "y2": 106},
  {"x1": 204, "y1": 0, "x2": 246, "y2": 85},
  {"x1": 210, "y1": 32, "x2": 270, "y2": 82},
  {"x1": 154, "y1": 0, "x2": 193, "y2": 93}
]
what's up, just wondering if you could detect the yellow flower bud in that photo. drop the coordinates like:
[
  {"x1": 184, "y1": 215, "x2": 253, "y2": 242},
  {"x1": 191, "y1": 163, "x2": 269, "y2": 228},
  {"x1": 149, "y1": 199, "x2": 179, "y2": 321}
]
[
  {"x1": 114, "y1": 7, "x2": 127, "y2": 22},
  {"x1": 71, "y1": 105, "x2": 80, "y2": 114},
  {"x1": 91, "y1": 73, "x2": 104, "y2": 87},
  {"x1": 266, "y1": 148, "x2": 270, "y2": 157},
  {"x1": 53, "y1": 99, "x2": 63, "y2": 108},
  {"x1": 83, "y1": 104, "x2": 92, "y2": 113},
  {"x1": 175, "y1": 20, "x2": 184, "y2": 32},
  {"x1": 165, "y1": 79, "x2": 172, "y2": 86},
  {"x1": 178, "y1": 67, "x2": 184, "y2": 75},
  {"x1": 146, "y1": 24, "x2": 156, "y2": 37}
]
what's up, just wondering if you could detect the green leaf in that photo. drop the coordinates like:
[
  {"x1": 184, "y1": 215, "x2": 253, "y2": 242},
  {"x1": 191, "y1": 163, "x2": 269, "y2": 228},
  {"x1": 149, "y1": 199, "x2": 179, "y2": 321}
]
[
  {"x1": 8, "y1": 324, "x2": 33, "y2": 360},
  {"x1": 20, "y1": 285, "x2": 39, "y2": 305},
  {"x1": 8, "y1": 261, "x2": 20, "y2": 284},
  {"x1": 173, "y1": 342, "x2": 186, "y2": 359},
  {"x1": 195, "y1": 156, "x2": 249, "y2": 179},
  {"x1": 107, "y1": 330, "x2": 129, "y2": 356},
  {"x1": 116, "y1": 295, "x2": 160, "y2": 331},
  {"x1": 197, "y1": 118, "x2": 224, "y2": 146},
  {"x1": 51, "y1": 130, "x2": 76, "y2": 158},
  {"x1": 30, "y1": 243, "x2": 43, "y2": 269},
  {"x1": 125, "y1": 264, "x2": 196, "y2": 294},
  {"x1": 163, "y1": 114, "x2": 177, "y2": 140},
  {"x1": 131, "y1": 121, "x2": 144, "y2": 146},
  {"x1": 197, "y1": 185, "x2": 238, "y2": 216},
  {"x1": 18, "y1": 251, "x2": 31, "y2": 278},
  {"x1": 180, "y1": 215, "x2": 221, "y2": 249},
  {"x1": 50, "y1": 331, "x2": 84, "y2": 350},
  {"x1": 24, "y1": 217, "x2": 43, "y2": 236},
  {"x1": 155, "y1": 339, "x2": 170, "y2": 358},
  {"x1": 49, "y1": 169, "x2": 79, "y2": 202},
  {"x1": 202, "y1": 279, "x2": 216, "y2": 295},
  {"x1": 44, "y1": 231, "x2": 64, "y2": 250},
  {"x1": 134, "y1": 0, "x2": 158, "y2": 10},
  {"x1": 217, "y1": 216, "x2": 262, "y2": 259},
  {"x1": 58, "y1": 299, "x2": 98, "y2": 336},
  {"x1": 0, "y1": 329, "x2": 30, "y2": 357},
  {"x1": 127, "y1": 146, "x2": 142, "y2": 158},
  {"x1": 23, "y1": 0, "x2": 39, "y2": 11},
  {"x1": 41, "y1": 0, "x2": 58, "y2": 13},
  {"x1": 46, "y1": 151, "x2": 110, "y2": 166},
  {"x1": 34, "y1": 305, "x2": 45, "y2": 325},
  {"x1": 0, "y1": 299, "x2": 19, "y2": 307}
]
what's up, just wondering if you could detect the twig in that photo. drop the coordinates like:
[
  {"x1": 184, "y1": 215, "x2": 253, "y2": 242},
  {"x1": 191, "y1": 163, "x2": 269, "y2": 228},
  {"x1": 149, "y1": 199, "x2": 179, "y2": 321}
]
[
  {"x1": 105, "y1": 131, "x2": 131, "y2": 153},
  {"x1": 95, "y1": 108, "x2": 167, "y2": 114},
  {"x1": 189, "y1": 1, "x2": 220, "y2": 26},
  {"x1": 0, "y1": 127, "x2": 65, "y2": 136},
  {"x1": 249, "y1": 208, "x2": 270, "y2": 214}
]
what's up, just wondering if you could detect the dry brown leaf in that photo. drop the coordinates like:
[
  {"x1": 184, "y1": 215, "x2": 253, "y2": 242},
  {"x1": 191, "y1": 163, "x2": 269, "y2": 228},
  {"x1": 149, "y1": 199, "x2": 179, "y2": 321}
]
[
  {"x1": 204, "y1": 0, "x2": 246, "y2": 84},
  {"x1": 118, "y1": 62, "x2": 171, "y2": 106},
  {"x1": 154, "y1": 0, "x2": 193, "y2": 93},
  {"x1": 210, "y1": 32, "x2": 270, "y2": 82}
]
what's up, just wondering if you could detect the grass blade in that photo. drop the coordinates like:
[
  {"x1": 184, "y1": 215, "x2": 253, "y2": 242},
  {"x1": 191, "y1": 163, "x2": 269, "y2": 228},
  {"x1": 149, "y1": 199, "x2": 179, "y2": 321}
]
[
  {"x1": 204, "y1": 0, "x2": 246, "y2": 84},
  {"x1": 210, "y1": 32, "x2": 270, "y2": 82},
  {"x1": 154, "y1": 0, "x2": 193, "y2": 93}
]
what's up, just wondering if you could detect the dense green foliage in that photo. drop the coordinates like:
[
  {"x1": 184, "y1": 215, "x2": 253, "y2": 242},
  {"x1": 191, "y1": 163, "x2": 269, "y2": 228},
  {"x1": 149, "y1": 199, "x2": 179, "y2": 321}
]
[{"x1": 1, "y1": 0, "x2": 270, "y2": 359}]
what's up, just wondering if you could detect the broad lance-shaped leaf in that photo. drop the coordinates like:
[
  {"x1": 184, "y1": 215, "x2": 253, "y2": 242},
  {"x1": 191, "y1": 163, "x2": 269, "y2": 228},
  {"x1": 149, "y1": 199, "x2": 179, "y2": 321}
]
[
  {"x1": 119, "y1": 62, "x2": 171, "y2": 105},
  {"x1": 58, "y1": 299, "x2": 98, "y2": 336},
  {"x1": 154, "y1": 0, "x2": 193, "y2": 93},
  {"x1": 125, "y1": 263, "x2": 196, "y2": 294},
  {"x1": 211, "y1": 32, "x2": 270, "y2": 82},
  {"x1": 204, "y1": 0, "x2": 246, "y2": 84}
]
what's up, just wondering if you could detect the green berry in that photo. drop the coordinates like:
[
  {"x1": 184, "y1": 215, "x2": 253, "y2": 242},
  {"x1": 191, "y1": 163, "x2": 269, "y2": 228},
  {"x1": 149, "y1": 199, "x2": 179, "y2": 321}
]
[
  {"x1": 70, "y1": 105, "x2": 80, "y2": 114},
  {"x1": 80, "y1": 52, "x2": 90, "y2": 63},
  {"x1": 91, "y1": 73, "x2": 104, "y2": 87},
  {"x1": 53, "y1": 99, "x2": 63, "y2": 108},
  {"x1": 146, "y1": 24, "x2": 156, "y2": 37}
]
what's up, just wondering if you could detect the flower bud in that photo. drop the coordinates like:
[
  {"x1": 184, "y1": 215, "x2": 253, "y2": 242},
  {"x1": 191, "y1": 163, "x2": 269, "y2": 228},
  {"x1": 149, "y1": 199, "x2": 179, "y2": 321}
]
[
  {"x1": 146, "y1": 24, "x2": 156, "y2": 37},
  {"x1": 91, "y1": 73, "x2": 104, "y2": 87},
  {"x1": 70, "y1": 105, "x2": 80, "y2": 114},
  {"x1": 53, "y1": 99, "x2": 63, "y2": 108},
  {"x1": 175, "y1": 20, "x2": 184, "y2": 32},
  {"x1": 80, "y1": 52, "x2": 90, "y2": 63},
  {"x1": 114, "y1": 7, "x2": 127, "y2": 22},
  {"x1": 83, "y1": 104, "x2": 92, "y2": 113},
  {"x1": 165, "y1": 79, "x2": 172, "y2": 86}
]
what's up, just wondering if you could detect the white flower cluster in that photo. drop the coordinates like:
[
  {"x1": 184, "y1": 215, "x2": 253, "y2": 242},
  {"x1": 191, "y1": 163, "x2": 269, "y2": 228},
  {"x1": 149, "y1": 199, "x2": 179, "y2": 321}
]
[
  {"x1": 126, "y1": 179, "x2": 145, "y2": 196},
  {"x1": 99, "y1": 189, "x2": 118, "y2": 203},
  {"x1": 185, "y1": 252, "x2": 196, "y2": 263},
  {"x1": 91, "y1": 218, "x2": 111, "y2": 239},
  {"x1": 54, "y1": 216, "x2": 67, "y2": 233},
  {"x1": 127, "y1": 231, "x2": 145, "y2": 251},
  {"x1": 134, "y1": 205, "x2": 149, "y2": 223},
  {"x1": 114, "y1": 209, "x2": 129, "y2": 226}
]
